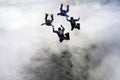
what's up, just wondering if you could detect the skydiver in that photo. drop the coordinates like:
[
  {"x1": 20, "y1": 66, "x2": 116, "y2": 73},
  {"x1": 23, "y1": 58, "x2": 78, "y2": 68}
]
[
  {"x1": 41, "y1": 13, "x2": 54, "y2": 27},
  {"x1": 52, "y1": 25, "x2": 70, "y2": 42},
  {"x1": 57, "y1": 4, "x2": 69, "y2": 17},
  {"x1": 66, "y1": 17, "x2": 80, "y2": 31}
]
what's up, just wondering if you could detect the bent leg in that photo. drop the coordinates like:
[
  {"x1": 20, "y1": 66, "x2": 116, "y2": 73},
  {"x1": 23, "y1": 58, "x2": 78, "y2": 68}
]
[
  {"x1": 64, "y1": 33, "x2": 70, "y2": 40},
  {"x1": 75, "y1": 23, "x2": 80, "y2": 30},
  {"x1": 77, "y1": 23, "x2": 80, "y2": 30}
]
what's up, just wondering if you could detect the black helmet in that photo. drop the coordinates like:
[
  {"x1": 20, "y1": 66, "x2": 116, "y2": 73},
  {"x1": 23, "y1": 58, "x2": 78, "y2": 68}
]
[
  {"x1": 58, "y1": 27, "x2": 61, "y2": 30},
  {"x1": 70, "y1": 17, "x2": 73, "y2": 20}
]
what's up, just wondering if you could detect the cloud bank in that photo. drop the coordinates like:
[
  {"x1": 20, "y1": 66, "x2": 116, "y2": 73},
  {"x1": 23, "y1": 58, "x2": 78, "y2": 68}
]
[{"x1": 0, "y1": 0, "x2": 120, "y2": 80}]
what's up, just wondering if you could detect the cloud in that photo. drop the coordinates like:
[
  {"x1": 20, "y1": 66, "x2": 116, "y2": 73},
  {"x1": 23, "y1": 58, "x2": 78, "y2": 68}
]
[{"x1": 0, "y1": 0, "x2": 120, "y2": 80}]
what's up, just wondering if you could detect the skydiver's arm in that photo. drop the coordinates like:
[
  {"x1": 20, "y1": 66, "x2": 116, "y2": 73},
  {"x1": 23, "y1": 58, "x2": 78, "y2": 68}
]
[
  {"x1": 41, "y1": 23, "x2": 45, "y2": 26},
  {"x1": 66, "y1": 17, "x2": 70, "y2": 22},
  {"x1": 51, "y1": 24, "x2": 54, "y2": 28},
  {"x1": 45, "y1": 13, "x2": 48, "y2": 20},
  {"x1": 66, "y1": 5, "x2": 69, "y2": 12},
  {"x1": 61, "y1": 25, "x2": 65, "y2": 31},
  {"x1": 74, "y1": 17, "x2": 80, "y2": 21},
  {"x1": 78, "y1": 17, "x2": 80, "y2": 21},
  {"x1": 52, "y1": 27, "x2": 58, "y2": 33},
  {"x1": 51, "y1": 14, "x2": 54, "y2": 21},
  {"x1": 60, "y1": 4, "x2": 63, "y2": 11}
]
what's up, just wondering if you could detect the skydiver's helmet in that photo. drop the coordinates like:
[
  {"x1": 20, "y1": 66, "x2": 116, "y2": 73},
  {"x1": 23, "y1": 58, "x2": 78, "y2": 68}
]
[
  {"x1": 58, "y1": 27, "x2": 63, "y2": 34},
  {"x1": 70, "y1": 17, "x2": 73, "y2": 20},
  {"x1": 58, "y1": 27, "x2": 61, "y2": 31}
]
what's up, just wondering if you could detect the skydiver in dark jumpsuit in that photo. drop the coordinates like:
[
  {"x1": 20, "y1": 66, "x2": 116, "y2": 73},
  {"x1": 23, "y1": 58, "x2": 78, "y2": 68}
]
[
  {"x1": 52, "y1": 25, "x2": 70, "y2": 42},
  {"x1": 41, "y1": 13, "x2": 54, "y2": 27},
  {"x1": 57, "y1": 4, "x2": 69, "y2": 17},
  {"x1": 66, "y1": 17, "x2": 80, "y2": 31}
]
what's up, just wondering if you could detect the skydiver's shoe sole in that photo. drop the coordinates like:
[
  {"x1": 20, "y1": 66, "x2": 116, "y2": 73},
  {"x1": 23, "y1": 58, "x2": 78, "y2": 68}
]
[
  {"x1": 77, "y1": 23, "x2": 80, "y2": 30},
  {"x1": 65, "y1": 33, "x2": 70, "y2": 40}
]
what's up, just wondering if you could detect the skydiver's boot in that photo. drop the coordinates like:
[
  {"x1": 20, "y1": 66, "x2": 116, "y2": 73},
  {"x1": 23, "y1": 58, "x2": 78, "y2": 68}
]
[
  {"x1": 65, "y1": 32, "x2": 70, "y2": 40},
  {"x1": 51, "y1": 14, "x2": 54, "y2": 21},
  {"x1": 45, "y1": 13, "x2": 48, "y2": 21},
  {"x1": 77, "y1": 23, "x2": 80, "y2": 30}
]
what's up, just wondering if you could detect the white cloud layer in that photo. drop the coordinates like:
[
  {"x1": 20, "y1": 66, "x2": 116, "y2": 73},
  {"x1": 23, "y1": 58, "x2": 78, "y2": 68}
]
[{"x1": 0, "y1": 0, "x2": 120, "y2": 80}]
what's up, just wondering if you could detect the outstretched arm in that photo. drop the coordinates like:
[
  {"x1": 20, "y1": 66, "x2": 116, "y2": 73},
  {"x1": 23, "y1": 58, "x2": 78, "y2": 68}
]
[
  {"x1": 66, "y1": 5, "x2": 69, "y2": 12},
  {"x1": 51, "y1": 14, "x2": 54, "y2": 21},
  {"x1": 66, "y1": 17, "x2": 70, "y2": 22},
  {"x1": 60, "y1": 3, "x2": 63, "y2": 11},
  {"x1": 61, "y1": 25, "x2": 65, "y2": 31},
  {"x1": 45, "y1": 13, "x2": 48, "y2": 20},
  {"x1": 78, "y1": 17, "x2": 80, "y2": 21},
  {"x1": 52, "y1": 26, "x2": 57, "y2": 33},
  {"x1": 74, "y1": 17, "x2": 80, "y2": 21},
  {"x1": 41, "y1": 23, "x2": 45, "y2": 26}
]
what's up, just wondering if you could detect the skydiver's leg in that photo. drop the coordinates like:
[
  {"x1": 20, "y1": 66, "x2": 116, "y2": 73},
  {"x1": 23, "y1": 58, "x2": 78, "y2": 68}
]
[
  {"x1": 66, "y1": 5, "x2": 69, "y2": 12},
  {"x1": 71, "y1": 26, "x2": 74, "y2": 31},
  {"x1": 77, "y1": 23, "x2": 80, "y2": 30},
  {"x1": 60, "y1": 4, "x2": 63, "y2": 12},
  {"x1": 64, "y1": 33, "x2": 70, "y2": 40},
  {"x1": 59, "y1": 39, "x2": 64, "y2": 42},
  {"x1": 75, "y1": 23, "x2": 80, "y2": 30},
  {"x1": 59, "y1": 36, "x2": 65, "y2": 42}
]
